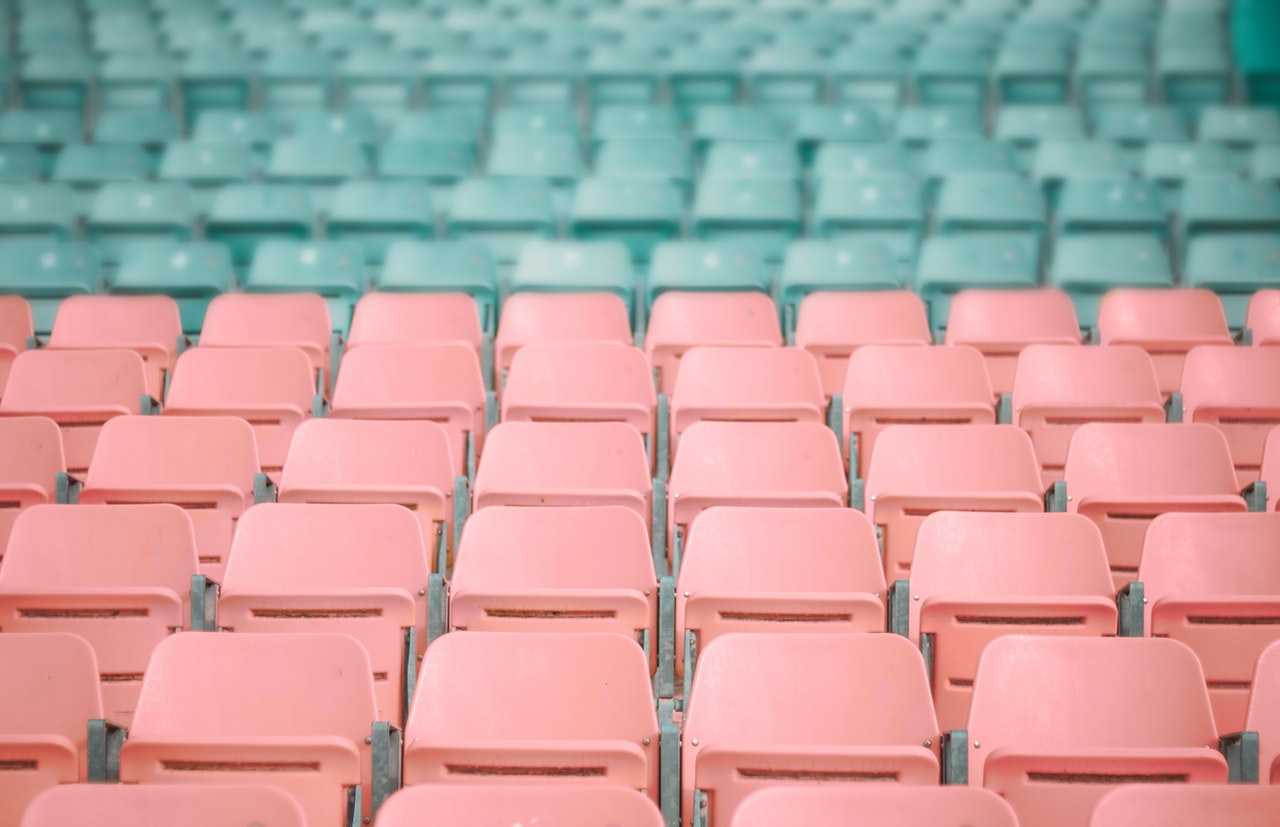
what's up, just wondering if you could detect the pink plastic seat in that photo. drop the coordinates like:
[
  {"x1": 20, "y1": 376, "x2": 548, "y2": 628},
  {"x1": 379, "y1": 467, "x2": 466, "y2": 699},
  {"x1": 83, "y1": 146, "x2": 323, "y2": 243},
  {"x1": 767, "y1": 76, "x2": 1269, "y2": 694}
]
[
  {"x1": 46, "y1": 295, "x2": 182, "y2": 400},
  {"x1": 645, "y1": 292, "x2": 782, "y2": 395},
  {"x1": 79, "y1": 415, "x2": 260, "y2": 581},
  {"x1": 1012, "y1": 344, "x2": 1166, "y2": 486},
  {"x1": 944, "y1": 289, "x2": 1082, "y2": 395},
  {"x1": 449, "y1": 507, "x2": 657, "y2": 667},
  {"x1": 348, "y1": 292, "x2": 483, "y2": 366},
  {"x1": 1249, "y1": 289, "x2": 1280, "y2": 346},
  {"x1": 472, "y1": 422, "x2": 652, "y2": 530},
  {"x1": 20, "y1": 784, "x2": 309, "y2": 827},
  {"x1": 219, "y1": 503, "x2": 431, "y2": 725},
  {"x1": 0, "y1": 633, "x2": 104, "y2": 827},
  {"x1": 1180, "y1": 345, "x2": 1280, "y2": 485},
  {"x1": 163, "y1": 346, "x2": 316, "y2": 478},
  {"x1": 842, "y1": 345, "x2": 996, "y2": 479},
  {"x1": 1089, "y1": 785, "x2": 1280, "y2": 827},
  {"x1": 669, "y1": 346, "x2": 825, "y2": 459},
  {"x1": 1062, "y1": 423, "x2": 1248, "y2": 590},
  {"x1": 732, "y1": 787, "x2": 1019, "y2": 827},
  {"x1": 864, "y1": 424, "x2": 1043, "y2": 582},
  {"x1": 402, "y1": 632, "x2": 660, "y2": 800},
  {"x1": 795, "y1": 291, "x2": 933, "y2": 399},
  {"x1": 908, "y1": 512, "x2": 1117, "y2": 731},
  {"x1": 0, "y1": 504, "x2": 199, "y2": 728},
  {"x1": 1248, "y1": 640, "x2": 1280, "y2": 784},
  {"x1": 966, "y1": 636, "x2": 1228, "y2": 827},
  {"x1": 682, "y1": 633, "x2": 940, "y2": 827},
  {"x1": 494, "y1": 292, "x2": 633, "y2": 389},
  {"x1": 1097, "y1": 288, "x2": 1233, "y2": 397},
  {"x1": 1137, "y1": 512, "x2": 1280, "y2": 735},
  {"x1": 0, "y1": 295, "x2": 32, "y2": 401},
  {"x1": 278, "y1": 419, "x2": 457, "y2": 571},
  {"x1": 120, "y1": 633, "x2": 380, "y2": 827},
  {"x1": 1265, "y1": 426, "x2": 1280, "y2": 511},
  {"x1": 676, "y1": 507, "x2": 885, "y2": 684},
  {"x1": 330, "y1": 343, "x2": 486, "y2": 476},
  {"x1": 0, "y1": 349, "x2": 147, "y2": 474},
  {"x1": 501, "y1": 343, "x2": 656, "y2": 465},
  {"x1": 0, "y1": 416, "x2": 65, "y2": 564},
  {"x1": 198, "y1": 293, "x2": 334, "y2": 391},
  {"x1": 375, "y1": 784, "x2": 664, "y2": 827},
  {"x1": 667, "y1": 422, "x2": 847, "y2": 567}
]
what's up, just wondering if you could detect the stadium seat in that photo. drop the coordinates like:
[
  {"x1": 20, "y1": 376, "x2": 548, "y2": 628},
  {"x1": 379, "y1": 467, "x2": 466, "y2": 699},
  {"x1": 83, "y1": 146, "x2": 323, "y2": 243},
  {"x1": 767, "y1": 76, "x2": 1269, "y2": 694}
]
[
  {"x1": 260, "y1": 50, "x2": 335, "y2": 112},
  {"x1": 190, "y1": 111, "x2": 279, "y2": 172},
  {"x1": 1180, "y1": 346, "x2": 1280, "y2": 484},
  {"x1": 376, "y1": 140, "x2": 475, "y2": 210},
  {"x1": 1096, "y1": 288, "x2": 1234, "y2": 396},
  {"x1": 421, "y1": 51, "x2": 496, "y2": 110},
  {"x1": 779, "y1": 240, "x2": 904, "y2": 339},
  {"x1": 158, "y1": 142, "x2": 254, "y2": 215},
  {"x1": 569, "y1": 178, "x2": 683, "y2": 264},
  {"x1": 831, "y1": 48, "x2": 909, "y2": 121},
  {"x1": 0, "y1": 633, "x2": 108, "y2": 827},
  {"x1": 325, "y1": 181, "x2": 433, "y2": 265},
  {"x1": 593, "y1": 108, "x2": 681, "y2": 150},
  {"x1": 901, "y1": 512, "x2": 1117, "y2": 731},
  {"x1": 0, "y1": 504, "x2": 200, "y2": 727},
  {"x1": 1179, "y1": 179, "x2": 1280, "y2": 262},
  {"x1": 920, "y1": 140, "x2": 1021, "y2": 201},
  {"x1": 401, "y1": 632, "x2": 660, "y2": 799},
  {"x1": 645, "y1": 291, "x2": 782, "y2": 396},
  {"x1": 107, "y1": 242, "x2": 234, "y2": 335},
  {"x1": 511, "y1": 240, "x2": 637, "y2": 318},
  {"x1": 494, "y1": 292, "x2": 632, "y2": 390},
  {"x1": 1012, "y1": 345, "x2": 1166, "y2": 486},
  {"x1": 347, "y1": 292, "x2": 483, "y2": 374},
  {"x1": 1032, "y1": 140, "x2": 1135, "y2": 208},
  {"x1": 667, "y1": 54, "x2": 744, "y2": 118},
  {"x1": 0, "y1": 146, "x2": 43, "y2": 183},
  {"x1": 376, "y1": 241, "x2": 498, "y2": 335},
  {"x1": 78, "y1": 415, "x2": 262, "y2": 581},
  {"x1": 0, "y1": 416, "x2": 65, "y2": 563},
  {"x1": 896, "y1": 104, "x2": 987, "y2": 156},
  {"x1": 1199, "y1": 106, "x2": 1280, "y2": 154},
  {"x1": 119, "y1": 632, "x2": 388, "y2": 827},
  {"x1": 944, "y1": 289, "x2": 1082, "y2": 395},
  {"x1": 812, "y1": 173, "x2": 925, "y2": 275},
  {"x1": 1184, "y1": 236, "x2": 1280, "y2": 329},
  {"x1": 178, "y1": 52, "x2": 255, "y2": 127},
  {"x1": 791, "y1": 105, "x2": 883, "y2": 166},
  {"x1": 995, "y1": 107, "x2": 1087, "y2": 171},
  {"x1": 963, "y1": 636, "x2": 1227, "y2": 826},
  {"x1": 1245, "y1": 639, "x2": 1280, "y2": 783},
  {"x1": 863, "y1": 424, "x2": 1044, "y2": 582},
  {"x1": 1251, "y1": 144, "x2": 1280, "y2": 184},
  {"x1": 205, "y1": 185, "x2": 314, "y2": 268},
  {"x1": 486, "y1": 135, "x2": 583, "y2": 216},
  {"x1": 814, "y1": 142, "x2": 915, "y2": 180},
  {"x1": 1057, "y1": 423, "x2": 1249, "y2": 589},
  {"x1": 0, "y1": 184, "x2": 77, "y2": 242},
  {"x1": 840, "y1": 345, "x2": 996, "y2": 480},
  {"x1": 0, "y1": 349, "x2": 149, "y2": 473},
  {"x1": 732, "y1": 787, "x2": 1019, "y2": 827},
  {"x1": 52, "y1": 145, "x2": 150, "y2": 216},
  {"x1": 1058, "y1": 178, "x2": 1168, "y2": 239},
  {"x1": 1142, "y1": 141, "x2": 1238, "y2": 212},
  {"x1": 84, "y1": 183, "x2": 195, "y2": 268},
  {"x1": 20, "y1": 784, "x2": 308, "y2": 827},
  {"x1": 1157, "y1": 47, "x2": 1232, "y2": 118},
  {"x1": 1051, "y1": 236, "x2": 1177, "y2": 329},
  {"x1": 1249, "y1": 289, "x2": 1280, "y2": 346},
  {"x1": 646, "y1": 241, "x2": 771, "y2": 314},
  {"x1": 682, "y1": 633, "x2": 940, "y2": 827},
  {"x1": 0, "y1": 295, "x2": 31, "y2": 400},
  {"x1": 795, "y1": 291, "x2": 932, "y2": 399},
  {"x1": 1093, "y1": 106, "x2": 1191, "y2": 160},
  {"x1": 702, "y1": 141, "x2": 801, "y2": 185},
  {"x1": 0, "y1": 111, "x2": 81, "y2": 175},
  {"x1": 446, "y1": 178, "x2": 557, "y2": 264},
  {"x1": 934, "y1": 173, "x2": 1047, "y2": 243},
  {"x1": 994, "y1": 47, "x2": 1072, "y2": 106},
  {"x1": 198, "y1": 292, "x2": 335, "y2": 394},
  {"x1": 667, "y1": 422, "x2": 846, "y2": 570},
  {"x1": 691, "y1": 178, "x2": 802, "y2": 262},
  {"x1": 915, "y1": 236, "x2": 1042, "y2": 331},
  {"x1": 219, "y1": 503, "x2": 430, "y2": 725},
  {"x1": 46, "y1": 295, "x2": 181, "y2": 400},
  {"x1": 587, "y1": 49, "x2": 664, "y2": 106},
  {"x1": 1089, "y1": 785, "x2": 1280, "y2": 827},
  {"x1": 594, "y1": 140, "x2": 694, "y2": 199},
  {"x1": 376, "y1": 784, "x2": 663, "y2": 827}
]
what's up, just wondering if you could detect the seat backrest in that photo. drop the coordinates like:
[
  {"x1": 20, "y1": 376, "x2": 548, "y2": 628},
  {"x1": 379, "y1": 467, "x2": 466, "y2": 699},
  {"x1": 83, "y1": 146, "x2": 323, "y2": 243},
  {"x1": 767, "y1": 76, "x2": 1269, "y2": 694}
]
[
  {"x1": 374, "y1": 785, "x2": 664, "y2": 827},
  {"x1": 1247, "y1": 639, "x2": 1280, "y2": 783},
  {"x1": 1096, "y1": 288, "x2": 1233, "y2": 395},
  {"x1": 0, "y1": 295, "x2": 32, "y2": 389},
  {"x1": 502, "y1": 343, "x2": 656, "y2": 438},
  {"x1": 943, "y1": 289, "x2": 1082, "y2": 394},
  {"x1": 1248, "y1": 289, "x2": 1280, "y2": 346},
  {"x1": 19, "y1": 784, "x2": 310, "y2": 827},
  {"x1": 165, "y1": 346, "x2": 316, "y2": 424},
  {"x1": 1064, "y1": 423, "x2": 1243, "y2": 501},
  {"x1": 731, "y1": 787, "x2": 1019, "y2": 827},
  {"x1": 1180, "y1": 345, "x2": 1280, "y2": 483},
  {"x1": 0, "y1": 415, "x2": 65, "y2": 504},
  {"x1": 348, "y1": 292, "x2": 482, "y2": 352},
  {"x1": 46, "y1": 295, "x2": 182, "y2": 398},
  {"x1": 199, "y1": 292, "x2": 332, "y2": 385},
  {"x1": 1089, "y1": 785, "x2": 1280, "y2": 827},
  {"x1": 494, "y1": 292, "x2": 633, "y2": 388},
  {"x1": 794, "y1": 290, "x2": 931, "y2": 397},
  {"x1": 1266, "y1": 426, "x2": 1280, "y2": 511},
  {"x1": 671, "y1": 346, "x2": 824, "y2": 437},
  {"x1": 644, "y1": 291, "x2": 781, "y2": 394}
]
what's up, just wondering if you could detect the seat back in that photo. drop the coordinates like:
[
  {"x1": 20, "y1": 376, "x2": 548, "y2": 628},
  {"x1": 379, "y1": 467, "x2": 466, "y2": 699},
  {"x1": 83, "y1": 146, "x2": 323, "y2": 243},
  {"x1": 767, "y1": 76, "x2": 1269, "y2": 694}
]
[
  {"x1": 944, "y1": 289, "x2": 1082, "y2": 394},
  {"x1": 0, "y1": 295, "x2": 32, "y2": 396},
  {"x1": 731, "y1": 787, "x2": 1019, "y2": 827},
  {"x1": 794, "y1": 291, "x2": 931, "y2": 398},
  {"x1": 1180, "y1": 345, "x2": 1280, "y2": 484},
  {"x1": 494, "y1": 292, "x2": 633, "y2": 390},
  {"x1": 1096, "y1": 288, "x2": 1233, "y2": 396},
  {"x1": 1089, "y1": 785, "x2": 1280, "y2": 827},
  {"x1": 644, "y1": 292, "x2": 782, "y2": 395},
  {"x1": 375, "y1": 785, "x2": 664, "y2": 827},
  {"x1": 0, "y1": 416, "x2": 65, "y2": 562},
  {"x1": 348, "y1": 292, "x2": 482, "y2": 355},
  {"x1": 1248, "y1": 640, "x2": 1280, "y2": 784},
  {"x1": 1266, "y1": 426, "x2": 1280, "y2": 511},
  {"x1": 1248, "y1": 289, "x2": 1280, "y2": 346},
  {"x1": 199, "y1": 293, "x2": 333, "y2": 391},
  {"x1": 19, "y1": 784, "x2": 309, "y2": 827},
  {"x1": 671, "y1": 346, "x2": 824, "y2": 441},
  {"x1": 47, "y1": 295, "x2": 182, "y2": 399}
]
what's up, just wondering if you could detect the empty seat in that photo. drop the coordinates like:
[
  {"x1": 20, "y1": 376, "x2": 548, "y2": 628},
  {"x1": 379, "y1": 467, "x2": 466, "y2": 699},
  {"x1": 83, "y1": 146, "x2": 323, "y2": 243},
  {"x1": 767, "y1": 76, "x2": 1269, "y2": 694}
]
[
  {"x1": 916, "y1": 236, "x2": 1043, "y2": 332},
  {"x1": 198, "y1": 293, "x2": 335, "y2": 393},
  {"x1": 1143, "y1": 142, "x2": 1238, "y2": 211},
  {"x1": 682, "y1": 633, "x2": 940, "y2": 827},
  {"x1": 1032, "y1": 141, "x2": 1134, "y2": 207},
  {"x1": 244, "y1": 240, "x2": 364, "y2": 338},
  {"x1": 402, "y1": 632, "x2": 659, "y2": 800},
  {"x1": 934, "y1": 173, "x2": 1047, "y2": 243},
  {"x1": 446, "y1": 178, "x2": 556, "y2": 264},
  {"x1": 569, "y1": 178, "x2": 683, "y2": 265},
  {"x1": 795, "y1": 291, "x2": 932, "y2": 399},
  {"x1": 0, "y1": 633, "x2": 105, "y2": 826},
  {"x1": 841, "y1": 345, "x2": 996, "y2": 480},
  {"x1": 1250, "y1": 289, "x2": 1280, "y2": 346},
  {"x1": 0, "y1": 416, "x2": 66, "y2": 561},
  {"x1": 964, "y1": 636, "x2": 1227, "y2": 827},
  {"x1": 326, "y1": 181, "x2": 433, "y2": 265},
  {"x1": 905, "y1": 512, "x2": 1117, "y2": 731},
  {"x1": 995, "y1": 106, "x2": 1084, "y2": 167},
  {"x1": 20, "y1": 784, "x2": 308, "y2": 827},
  {"x1": 1179, "y1": 179, "x2": 1280, "y2": 259},
  {"x1": 691, "y1": 178, "x2": 802, "y2": 262},
  {"x1": 108, "y1": 242, "x2": 235, "y2": 336},
  {"x1": 330, "y1": 343, "x2": 486, "y2": 476},
  {"x1": 594, "y1": 140, "x2": 694, "y2": 199},
  {"x1": 1012, "y1": 345, "x2": 1166, "y2": 486},
  {"x1": 645, "y1": 292, "x2": 782, "y2": 396},
  {"x1": 265, "y1": 137, "x2": 365, "y2": 211},
  {"x1": 79, "y1": 416, "x2": 261, "y2": 581},
  {"x1": 1180, "y1": 346, "x2": 1280, "y2": 484},
  {"x1": 1096, "y1": 288, "x2": 1234, "y2": 396},
  {"x1": 1051, "y1": 236, "x2": 1177, "y2": 330},
  {"x1": 347, "y1": 292, "x2": 483, "y2": 369},
  {"x1": 204, "y1": 185, "x2": 313, "y2": 268},
  {"x1": 0, "y1": 186, "x2": 73, "y2": 245},
  {"x1": 1089, "y1": 785, "x2": 1280, "y2": 827},
  {"x1": 119, "y1": 632, "x2": 383, "y2": 827},
  {"x1": 920, "y1": 141, "x2": 1021, "y2": 200},
  {"x1": 0, "y1": 504, "x2": 199, "y2": 727},
  {"x1": 1093, "y1": 106, "x2": 1190, "y2": 158},
  {"x1": 668, "y1": 422, "x2": 846, "y2": 569},
  {"x1": 0, "y1": 349, "x2": 149, "y2": 473},
  {"x1": 1184, "y1": 236, "x2": 1280, "y2": 329},
  {"x1": 45, "y1": 295, "x2": 181, "y2": 401},
  {"x1": 163, "y1": 346, "x2": 318, "y2": 478},
  {"x1": 944, "y1": 289, "x2": 1082, "y2": 395},
  {"x1": 1247, "y1": 639, "x2": 1280, "y2": 783},
  {"x1": 864, "y1": 425, "x2": 1044, "y2": 582},
  {"x1": 219, "y1": 503, "x2": 430, "y2": 725},
  {"x1": 376, "y1": 242, "x2": 498, "y2": 334},
  {"x1": 812, "y1": 173, "x2": 925, "y2": 275},
  {"x1": 511, "y1": 240, "x2": 637, "y2": 318},
  {"x1": 158, "y1": 142, "x2": 254, "y2": 215},
  {"x1": 1058, "y1": 178, "x2": 1168, "y2": 238},
  {"x1": 732, "y1": 786, "x2": 1020, "y2": 827},
  {"x1": 1132, "y1": 512, "x2": 1280, "y2": 734},
  {"x1": 0, "y1": 242, "x2": 96, "y2": 335},
  {"x1": 778, "y1": 240, "x2": 905, "y2": 339},
  {"x1": 0, "y1": 295, "x2": 31, "y2": 400},
  {"x1": 1059, "y1": 423, "x2": 1248, "y2": 590},
  {"x1": 494, "y1": 292, "x2": 633, "y2": 390}
]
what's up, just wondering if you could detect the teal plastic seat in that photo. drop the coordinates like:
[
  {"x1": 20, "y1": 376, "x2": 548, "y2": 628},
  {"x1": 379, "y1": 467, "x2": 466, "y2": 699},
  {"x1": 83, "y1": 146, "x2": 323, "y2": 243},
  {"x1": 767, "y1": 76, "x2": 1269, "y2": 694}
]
[
  {"x1": 691, "y1": 178, "x2": 802, "y2": 262},
  {"x1": 1141, "y1": 142, "x2": 1238, "y2": 213},
  {"x1": 699, "y1": 27, "x2": 770, "y2": 57},
  {"x1": 385, "y1": 19, "x2": 463, "y2": 55},
  {"x1": 18, "y1": 52, "x2": 95, "y2": 113},
  {"x1": 1075, "y1": 46, "x2": 1150, "y2": 114},
  {"x1": 849, "y1": 22, "x2": 922, "y2": 59},
  {"x1": 831, "y1": 48, "x2": 909, "y2": 122},
  {"x1": 569, "y1": 177, "x2": 682, "y2": 264},
  {"x1": 86, "y1": 182, "x2": 194, "y2": 267},
  {"x1": 934, "y1": 174, "x2": 1047, "y2": 244},
  {"x1": 542, "y1": 22, "x2": 617, "y2": 56},
  {"x1": 590, "y1": 105, "x2": 682, "y2": 148},
  {"x1": 994, "y1": 106, "x2": 1087, "y2": 169},
  {"x1": 493, "y1": 106, "x2": 582, "y2": 142},
  {"x1": 326, "y1": 180, "x2": 434, "y2": 265},
  {"x1": 289, "y1": 111, "x2": 380, "y2": 157},
  {"x1": 1198, "y1": 106, "x2": 1280, "y2": 157},
  {"x1": 666, "y1": 50, "x2": 742, "y2": 116},
  {"x1": 422, "y1": 51, "x2": 496, "y2": 111},
  {"x1": 586, "y1": 48, "x2": 662, "y2": 105},
  {"x1": 99, "y1": 53, "x2": 176, "y2": 111},
  {"x1": 778, "y1": 238, "x2": 903, "y2": 336},
  {"x1": 792, "y1": 105, "x2": 882, "y2": 166},
  {"x1": 246, "y1": 240, "x2": 365, "y2": 335},
  {"x1": 813, "y1": 142, "x2": 914, "y2": 178},
  {"x1": 340, "y1": 50, "x2": 418, "y2": 117},
  {"x1": 1179, "y1": 178, "x2": 1280, "y2": 256},
  {"x1": 913, "y1": 47, "x2": 990, "y2": 107},
  {"x1": 595, "y1": 139, "x2": 694, "y2": 199},
  {"x1": 52, "y1": 144, "x2": 150, "y2": 215},
  {"x1": 192, "y1": 110, "x2": 280, "y2": 172},
  {"x1": 487, "y1": 136, "x2": 584, "y2": 184},
  {"x1": 377, "y1": 240, "x2": 498, "y2": 333},
  {"x1": 993, "y1": 46, "x2": 1071, "y2": 104},
  {"x1": 745, "y1": 48, "x2": 829, "y2": 110},
  {"x1": 702, "y1": 141, "x2": 801, "y2": 184},
  {"x1": 93, "y1": 110, "x2": 180, "y2": 173},
  {"x1": 0, "y1": 183, "x2": 76, "y2": 240},
  {"x1": 811, "y1": 173, "x2": 925, "y2": 275},
  {"x1": 0, "y1": 110, "x2": 81, "y2": 175},
  {"x1": 0, "y1": 147, "x2": 42, "y2": 182},
  {"x1": 895, "y1": 104, "x2": 985, "y2": 155},
  {"x1": 771, "y1": 20, "x2": 846, "y2": 55},
  {"x1": 503, "y1": 50, "x2": 582, "y2": 106},
  {"x1": 920, "y1": 140, "x2": 1021, "y2": 201},
  {"x1": 691, "y1": 106, "x2": 783, "y2": 161},
  {"x1": 446, "y1": 178, "x2": 557, "y2": 264},
  {"x1": 1185, "y1": 234, "x2": 1280, "y2": 327},
  {"x1": 0, "y1": 240, "x2": 99, "y2": 333},
  {"x1": 1252, "y1": 144, "x2": 1280, "y2": 184},
  {"x1": 1050, "y1": 234, "x2": 1174, "y2": 328},
  {"x1": 1057, "y1": 178, "x2": 1168, "y2": 239},
  {"x1": 158, "y1": 142, "x2": 253, "y2": 215},
  {"x1": 109, "y1": 241, "x2": 235, "y2": 333},
  {"x1": 179, "y1": 52, "x2": 255, "y2": 128},
  {"x1": 511, "y1": 240, "x2": 636, "y2": 318},
  {"x1": 1093, "y1": 106, "x2": 1191, "y2": 161},
  {"x1": 646, "y1": 240, "x2": 770, "y2": 311},
  {"x1": 1032, "y1": 140, "x2": 1135, "y2": 207},
  {"x1": 917, "y1": 234, "x2": 1042, "y2": 329},
  {"x1": 205, "y1": 184, "x2": 314, "y2": 268},
  {"x1": 261, "y1": 51, "x2": 335, "y2": 112},
  {"x1": 265, "y1": 138, "x2": 367, "y2": 212},
  {"x1": 376, "y1": 140, "x2": 475, "y2": 214},
  {"x1": 1156, "y1": 47, "x2": 1231, "y2": 119},
  {"x1": 390, "y1": 109, "x2": 482, "y2": 145}
]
